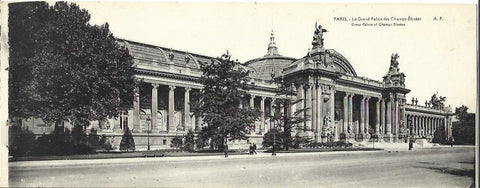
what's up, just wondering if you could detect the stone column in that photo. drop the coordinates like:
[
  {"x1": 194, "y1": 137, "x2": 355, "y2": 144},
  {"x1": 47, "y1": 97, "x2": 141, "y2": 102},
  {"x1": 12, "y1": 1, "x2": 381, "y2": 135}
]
[
  {"x1": 312, "y1": 84, "x2": 317, "y2": 136},
  {"x1": 386, "y1": 97, "x2": 392, "y2": 136},
  {"x1": 198, "y1": 115, "x2": 204, "y2": 130},
  {"x1": 270, "y1": 98, "x2": 275, "y2": 131},
  {"x1": 432, "y1": 118, "x2": 435, "y2": 133},
  {"x1": 428, "y1": 117, "x2": 432, "y2": 136},
  {"x1": 421, "y1": 116, "x2": 425, "y2": 137},
  {"x1": 415, "y1": 115, "x2": 418, "y2": 136},
  {"x1": 348, "y1": 93, "x2": 354, "y2": 134},
  {"x1": 426, "y1": 118, "x2": 429, "y2": 135},
  {"x1": 250, "y1": 95, "x2": 255, "y2": 109},
  {"x1": 418, "y1": 116, "x2": 422, "y2": 136},
  {"x1": 394, "y1": 98, "x2": 399, "y2": 137},
  {"x1": 290, "y1": 83, "x2": 297, "y2": 117},
  {"x1": 414, "y1": 115, "x2": 417, "y2": 136},
  {"x1": 425, "y1": 116, "x2": 429, "y2": 136},
  {"x1": 342, "y1": 93, "x2": 348, "y2": 134},
  {"x1": 442, "y1": 117, "x2": 446, "y2": 137},
  {"x1": 260, "y1": 96, "x2": 265, "y2": 134},
  {"x1": 409, "y1": 114, "x2": 413, "y2": 136},
  {"x1": 133, "y1": 84, "x2": 140, "y2": 132},
  {"x1": 305, "y1": 84, "x2": 312, "y2": 132},
  {"x1": 184, "y1": 87, "x2": 191, "y2": 131},
  {"x1": 365, "y1": 97, "x2": 370, "y2": 134},
  {"x1": 151, "y1": 84, "x2": 159, "y2": 132},
  {"x1": 359, "y1": 95, "x2": 366, "y2": 136},
  {"x1": 411, "y1": 115, "x2": 414, "y2": 136},
  {"x1": 402, "y1": 101, "x2": 406, "y2": 134},
  {"x1": 424, "y1": 116, "x2": 427, "y2": 136},
  {"x1": 248, "y1": 95, "x2": 255, "y2": 134},
  {"x1": 375, "y1": 99, "x2": 380, "y2": 135},
  {"x1": 238, "y1": 98, "x2": 243, "y2": 109},
  {"x1": 360, "y1": 96, "x2": 365, "y2": 136},
  {"x1": 317, "y1": 85, "x2": 323, "y2": 135},
  {"x1": 381, "y1": 99, "x2": 385, "y2": 135},
  {"x1": 411, "y1": 115, "x2": 415, "y2": 135},
  {"x1": 433, "y1": 118, "x2": 436, "y2": 135},
  {"x1": 168, "y1": 85, "x2": 176, "y2": 133},
  {"x1": 424, "y1": 117, "x2": 428, "y2": 136},
  {"x1": 330, "y1": 89, "x2": 335, "y2": 140},
  {"x1": 296, "y1": 84, "x2": 305, "y2": 131}
]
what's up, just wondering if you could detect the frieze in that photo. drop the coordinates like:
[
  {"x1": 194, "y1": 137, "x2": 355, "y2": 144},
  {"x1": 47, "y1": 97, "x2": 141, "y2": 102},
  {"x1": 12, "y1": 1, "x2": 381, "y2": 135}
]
[
  {"x1": 335, "y1": 85, "x2": 382, "y2": 98},
  {"x1": 134, "y1": 74, "x2": 203, "y2": 90},
  {"x1": 405, "y1": 104, "x2": 453, "y2": 115}
]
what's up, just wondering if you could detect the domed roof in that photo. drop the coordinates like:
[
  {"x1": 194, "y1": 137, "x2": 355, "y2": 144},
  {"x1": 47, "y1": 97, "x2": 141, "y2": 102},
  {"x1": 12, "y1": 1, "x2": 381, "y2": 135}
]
[{"x1": 244, "y1": 31, "x2": 296, "y2": 80}]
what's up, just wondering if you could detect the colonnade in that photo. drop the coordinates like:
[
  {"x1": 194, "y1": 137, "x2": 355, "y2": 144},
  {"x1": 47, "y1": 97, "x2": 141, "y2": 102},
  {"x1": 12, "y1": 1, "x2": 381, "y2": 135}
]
[
  {"x1": 340, "y1": 92, "x2": 406, "y2": 142},
  {"x1": 129, "y1": 82, "x2": 450, "y2": 143},
  {"x1": 246, "y1": 95, "x2": 277, "y2": 135},
  {"x1": 132, "y1": 83, "x2": 201, "y2": 133},
  {"x1": 132, "y1": 82, "x2": 280, "y2": 135},
  {"x1": 405, "y1": 114, "x2": 447, "y2": 138}
]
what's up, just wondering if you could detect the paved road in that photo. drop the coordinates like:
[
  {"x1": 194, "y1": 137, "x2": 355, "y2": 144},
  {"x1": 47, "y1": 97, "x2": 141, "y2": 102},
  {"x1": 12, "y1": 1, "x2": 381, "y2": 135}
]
[{"x1": 9, "y1": 146, "x2": 475, "y2": 187}]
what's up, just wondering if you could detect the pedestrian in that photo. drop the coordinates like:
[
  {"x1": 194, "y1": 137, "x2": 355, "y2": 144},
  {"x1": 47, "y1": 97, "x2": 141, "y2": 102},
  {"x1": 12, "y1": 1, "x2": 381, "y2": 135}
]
[
  {"x1": 249, "y1": 143, "x2": 253, "y2": 155},
  {"x1": 224, "y1": 144, "x2": 229, "y2": 158},
  {"x1": 408, "y1": 140, "x2": 413, "y2": 150},
  {"x1": 449, "y1": 136, "x2": 454, "y2": 147},
  {"x1": 253, "y1": 143, "x2": 257, "y2": 155}
]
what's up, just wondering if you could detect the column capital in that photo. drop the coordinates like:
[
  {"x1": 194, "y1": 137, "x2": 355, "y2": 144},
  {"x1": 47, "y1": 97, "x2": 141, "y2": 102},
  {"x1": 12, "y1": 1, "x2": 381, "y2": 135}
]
[
  {"x1": 169, "y1": 85, "x2": 176, "y2": 90},
  {"x1": 185, "y1": 87, "x2": 191, "y2": 92},
  {"x1": 152, "y1": 83, "x2": 159, "y2": 88},
  {"x1": 261, "y1": 96, "x2": 266, "y2": 100},
  {"x1": 251, "y1": 94, "x2": 256, "y2": 99}
]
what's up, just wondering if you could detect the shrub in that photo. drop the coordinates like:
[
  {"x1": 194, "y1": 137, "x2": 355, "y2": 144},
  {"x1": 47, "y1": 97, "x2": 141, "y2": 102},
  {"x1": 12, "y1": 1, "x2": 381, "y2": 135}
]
[
  {"x1": 432, "y1": 125, "x2": 447, "y2": 144},
  {"x1": 170, "y1": 136, "x2": 184, "y2": 149},
  {"x1": 8, "y1": 125, "x2": 36, "y2": 157},
  {"x1": 262, "y1": 129, "x2": 284, "y2": 151},
  {"x1": 292, "y1": 135, "x2": 312, "y2": 149},
  {"x1": 452, "y1": 116, "x2": 475, "y2": 145},
  {"x1": 119, "y1": 127, "x2": 135, "y2": 152},
  {"x1": 195, "y1": 137, "x2": 208, "y2": 150},
  {"x1": 184, "y1": 130, "x2": 195, "y2": 152},
  {"x1": 32, "y1": 130, "x2": 94, "y2": 156},
  {"x1": 98, "y1": 134, "x2": 114, "y2": 152}
]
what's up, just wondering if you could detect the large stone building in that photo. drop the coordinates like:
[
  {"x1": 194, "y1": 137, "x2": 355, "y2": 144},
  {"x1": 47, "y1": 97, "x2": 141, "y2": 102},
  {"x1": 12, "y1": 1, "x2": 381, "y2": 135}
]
[{"x1": 21, "y1": 23, "x2": 454, "y2": 149}]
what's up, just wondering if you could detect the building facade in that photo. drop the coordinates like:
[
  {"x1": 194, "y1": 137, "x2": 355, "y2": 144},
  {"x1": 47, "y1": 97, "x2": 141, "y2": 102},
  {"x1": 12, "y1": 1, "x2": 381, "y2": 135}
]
[{"x1": 21, "y1": 23, "x2": 454, "y2": 149}]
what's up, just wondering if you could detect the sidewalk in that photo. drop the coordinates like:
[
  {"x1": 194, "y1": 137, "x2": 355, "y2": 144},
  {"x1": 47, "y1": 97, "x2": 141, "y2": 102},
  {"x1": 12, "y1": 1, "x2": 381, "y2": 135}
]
[
  {"x1": 360, "y1": 142, "x2": 474, "y2": 151},
  {"x1": 11, "y1": 144, "x2": 473, "y2": 169},
  {"x1": 9, "y1": 149, "x2": 383, "y2": 169}
]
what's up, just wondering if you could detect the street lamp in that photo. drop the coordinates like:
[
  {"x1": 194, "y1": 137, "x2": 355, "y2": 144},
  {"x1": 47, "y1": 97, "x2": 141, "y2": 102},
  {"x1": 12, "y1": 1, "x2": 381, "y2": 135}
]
[{"x1": 146, "y1": 116, "x2": 151, "y2": 151}]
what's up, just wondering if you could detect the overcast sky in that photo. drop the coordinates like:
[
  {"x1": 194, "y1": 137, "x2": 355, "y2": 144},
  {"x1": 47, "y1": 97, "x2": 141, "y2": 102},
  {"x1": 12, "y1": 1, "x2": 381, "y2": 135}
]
[{"x1": 76, "y1": 2, "x2": 476, "y2": 113}]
